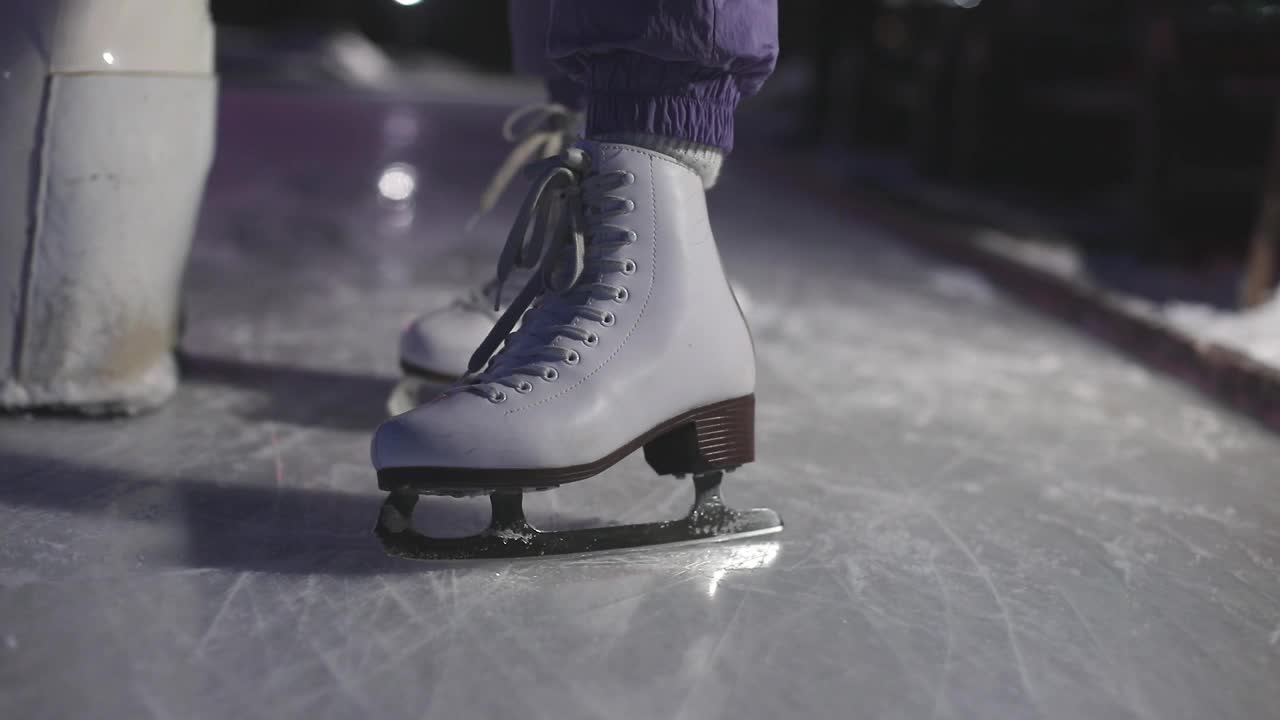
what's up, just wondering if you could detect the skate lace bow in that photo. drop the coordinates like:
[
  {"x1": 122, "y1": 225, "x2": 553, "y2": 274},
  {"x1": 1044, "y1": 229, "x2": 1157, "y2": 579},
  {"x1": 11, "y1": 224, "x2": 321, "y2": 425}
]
[
  {"x1": 462, "y1": 147, "x2": 637, "y2": 401},
  {"x1": 467, "y1": 103, "x2": 577, "y2": 232}
]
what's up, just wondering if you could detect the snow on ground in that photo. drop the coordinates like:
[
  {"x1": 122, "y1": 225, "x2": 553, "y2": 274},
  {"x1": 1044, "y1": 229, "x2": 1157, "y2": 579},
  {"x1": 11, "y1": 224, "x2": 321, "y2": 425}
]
[
  {"x1": 971, "y1": 228, "x2": 1280, "y2": 373},
  {"x1": 1159, "y1": 296, "x2": 1280, "y2": 367},
  {"x1": 975, "y1": 229, "x2": 1084, "y2": 280}
]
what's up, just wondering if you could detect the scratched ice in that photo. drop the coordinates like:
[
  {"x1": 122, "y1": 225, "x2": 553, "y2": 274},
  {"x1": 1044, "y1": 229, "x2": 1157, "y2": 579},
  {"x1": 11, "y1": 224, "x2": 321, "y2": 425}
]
[{"x1": 0, "y1": 79, "x2": 1278, "y2": 720}]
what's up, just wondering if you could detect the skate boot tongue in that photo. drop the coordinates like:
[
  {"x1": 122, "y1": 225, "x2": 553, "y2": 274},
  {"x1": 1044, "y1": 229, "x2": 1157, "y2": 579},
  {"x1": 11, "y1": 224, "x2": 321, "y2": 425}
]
[{"x1": 461, "y1": 144, "x2": 638, "y2": 398}]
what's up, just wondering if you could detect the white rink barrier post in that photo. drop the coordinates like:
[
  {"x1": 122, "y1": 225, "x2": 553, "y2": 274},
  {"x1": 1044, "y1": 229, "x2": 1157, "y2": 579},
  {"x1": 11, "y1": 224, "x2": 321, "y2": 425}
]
[{"x1": 0, "y1": 0, "x2": 217, "y2": 414}]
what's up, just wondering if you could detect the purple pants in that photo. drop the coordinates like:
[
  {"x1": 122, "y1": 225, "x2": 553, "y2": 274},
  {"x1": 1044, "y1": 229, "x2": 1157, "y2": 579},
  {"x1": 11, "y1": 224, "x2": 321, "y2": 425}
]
[{"x1": 508, "y1": 0, "x2": 778, "y2": 152}]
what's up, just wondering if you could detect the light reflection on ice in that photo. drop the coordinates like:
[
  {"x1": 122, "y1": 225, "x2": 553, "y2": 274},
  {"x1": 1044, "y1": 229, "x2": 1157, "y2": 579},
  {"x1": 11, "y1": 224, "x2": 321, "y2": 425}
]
[
  {"x1": 377, "y1": 163, "x2": 417, "y2": 202},
  {"x1": 705, "y1": 541, "x2": 780, "y2": 597}
]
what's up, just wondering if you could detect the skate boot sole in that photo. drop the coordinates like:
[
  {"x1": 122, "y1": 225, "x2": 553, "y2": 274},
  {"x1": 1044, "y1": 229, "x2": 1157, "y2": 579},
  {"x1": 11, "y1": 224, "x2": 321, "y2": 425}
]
[
  {"x1": 377, "y1": 395, "x2": 756, "y2": 494},
  {"x1": 398, "y1": 360, "x2": 459, "y2": 385},
  {"x1": 387, "y1": 377, "x2": 451, "y2": 418},
  {"x1": 387, "y1": 361, "x2": 461, "y2": 416}
]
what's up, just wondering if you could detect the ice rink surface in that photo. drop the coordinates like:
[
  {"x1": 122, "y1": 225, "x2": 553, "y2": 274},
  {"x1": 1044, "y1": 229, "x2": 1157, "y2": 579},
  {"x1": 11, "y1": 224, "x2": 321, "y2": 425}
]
[{"x1": 2, "y1": 85, "x2": 1279, "y2": 719}]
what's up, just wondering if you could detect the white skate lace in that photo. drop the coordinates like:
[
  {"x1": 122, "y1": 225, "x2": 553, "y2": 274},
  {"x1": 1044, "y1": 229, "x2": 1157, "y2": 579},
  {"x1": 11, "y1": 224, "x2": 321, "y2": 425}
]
[
  {"x1": 466, "y1": 103, "x2": 579, "y2": 232},
  {"x1": 459, "y1": 147, "x2": 637, "y2": 402}
]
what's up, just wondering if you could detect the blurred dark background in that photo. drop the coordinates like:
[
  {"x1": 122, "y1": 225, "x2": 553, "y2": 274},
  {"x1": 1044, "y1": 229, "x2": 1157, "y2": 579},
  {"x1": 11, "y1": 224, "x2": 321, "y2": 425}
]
[{"x1": 211, "y1": 0, "x2": 1280, "y2": 308}]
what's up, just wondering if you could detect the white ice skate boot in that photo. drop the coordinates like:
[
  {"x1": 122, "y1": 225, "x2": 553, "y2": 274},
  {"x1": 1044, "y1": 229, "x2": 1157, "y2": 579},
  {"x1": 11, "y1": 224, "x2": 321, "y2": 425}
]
[
  {"x1": 372, "y1": 141, "x2": 781, "y2": 559},
  {"x1": 395, "y1": 103, "x2": 582, "y2": 388}
]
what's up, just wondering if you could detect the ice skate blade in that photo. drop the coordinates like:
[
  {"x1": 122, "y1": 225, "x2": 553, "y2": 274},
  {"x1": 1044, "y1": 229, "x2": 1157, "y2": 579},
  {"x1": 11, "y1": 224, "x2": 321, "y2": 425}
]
[
  {"x1": 374, "y1": 470, "x2": 783, "y2": 561},
  {"x1": 376, "y1": 508, "x2": 783, "y2": 561}
]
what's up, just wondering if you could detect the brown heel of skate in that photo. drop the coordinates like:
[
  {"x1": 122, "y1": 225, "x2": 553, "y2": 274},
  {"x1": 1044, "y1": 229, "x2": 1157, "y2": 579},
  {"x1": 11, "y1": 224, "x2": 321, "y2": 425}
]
[{"x1": 643, "y1": 395, "x2": 755, "y2": 476}]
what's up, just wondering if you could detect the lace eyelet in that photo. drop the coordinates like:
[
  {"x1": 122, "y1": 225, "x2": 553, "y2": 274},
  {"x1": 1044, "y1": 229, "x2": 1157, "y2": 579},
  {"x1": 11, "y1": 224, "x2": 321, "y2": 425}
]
[
  {"x1": 599, "y1": 312, "x2": 616, "y2": 327},
  {"x1": 625, "y1": 230, "x2": 638, "y2": 244},
  {"x1": 614, "y1": 287, "x2": 630, "y2": 303},
  {"x1": 583, "y1": 333, "x2": 599, "y2": 347},
  {"x1": 515, "y1": 381, "x2": 534, "y2": 394},
  {"x1": 489, "y1": 390, "x2": 507, "y2": 404},
  {"x1": 623, "y1": 199, "x2": 636, "y2": 213},
  {"x1": 621, "y1": 259, "x2": 637, "y2": 276},
  {"x1": 623, "y1": 171, "x2": 636, "y2": 185},
  {"x1": 543, "y1": 367, "x2": 559, "y2": 381},
  {"x1": 564, "y1": 350, "x2": 580, "y2": 365}
]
